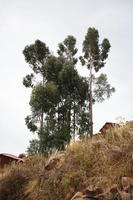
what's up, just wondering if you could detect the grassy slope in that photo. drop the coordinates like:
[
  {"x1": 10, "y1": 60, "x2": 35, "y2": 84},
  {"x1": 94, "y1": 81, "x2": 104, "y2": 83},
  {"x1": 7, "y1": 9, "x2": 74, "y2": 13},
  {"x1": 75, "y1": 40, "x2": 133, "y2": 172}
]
[{"x1": 0, "y1": 124, "x2": 133, "y2": 200}]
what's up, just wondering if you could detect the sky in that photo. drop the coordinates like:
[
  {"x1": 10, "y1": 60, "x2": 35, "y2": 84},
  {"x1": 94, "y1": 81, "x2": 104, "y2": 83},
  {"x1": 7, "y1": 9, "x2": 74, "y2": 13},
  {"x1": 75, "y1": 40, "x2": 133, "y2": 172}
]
[{"x1": 0, "y1": 0, "x2": 133, "y2": 155}]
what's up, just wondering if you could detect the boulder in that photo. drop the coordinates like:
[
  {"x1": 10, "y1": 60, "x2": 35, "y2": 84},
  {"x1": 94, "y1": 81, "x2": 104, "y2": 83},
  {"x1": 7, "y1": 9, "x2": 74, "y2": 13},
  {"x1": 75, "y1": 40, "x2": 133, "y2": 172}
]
[
  {"x1": 85, "y1": 186, "x2": 103, "y2": 196},
  {"x1": 71, "y1": 192, "x2": 83, "y2": 200},
  {"x1": 45, "y1": 158, "x2": 60, "y2": 170},
  {"x1": 121, "y1": 177, "x2": 133, "y2": 192},
  {"x1": 71, "y1": 185, "x2": 118, "y2": 200},
  {"x1": 119, "y1": 191, "x2": 131, "y2": 200},
  {"x1": 105, "y1": 146, "x2": 123, "y2": 162},
  {"x1": 71, "y1": 183, "x2": 133, "y2": 200},
  {"x1": 96, "y1": 184, "x2": 118, "y2": 200}
]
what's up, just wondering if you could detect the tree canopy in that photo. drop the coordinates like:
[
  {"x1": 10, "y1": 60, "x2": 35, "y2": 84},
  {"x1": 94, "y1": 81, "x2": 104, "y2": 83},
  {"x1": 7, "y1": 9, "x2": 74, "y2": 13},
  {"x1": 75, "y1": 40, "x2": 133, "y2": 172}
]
[
  {"x1": 80, "y1": 27, "x2": 115, "y2": 137},
  {"x1": 23, "y1": 28, "x2": 115, "y2": 155}
]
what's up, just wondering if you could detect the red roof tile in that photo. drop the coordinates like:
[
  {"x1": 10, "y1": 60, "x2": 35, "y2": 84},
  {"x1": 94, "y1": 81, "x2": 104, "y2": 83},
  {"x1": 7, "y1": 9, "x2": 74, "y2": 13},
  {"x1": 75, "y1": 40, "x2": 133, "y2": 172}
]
[{"x1": 0, "y1": 153, "x2": 24, "y2": 162}]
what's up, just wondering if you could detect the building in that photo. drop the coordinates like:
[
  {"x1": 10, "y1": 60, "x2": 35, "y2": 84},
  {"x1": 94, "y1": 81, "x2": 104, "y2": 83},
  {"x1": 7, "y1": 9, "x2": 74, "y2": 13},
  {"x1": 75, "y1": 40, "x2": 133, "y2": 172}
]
[
  {"x1": 0, "y1": 153, "x2": 24, "y2": 168},
  {"x1": 99, "y1": 122, "x2": 120, "y2": 136},
  {"x1": 126, "y1": 121, "x2": 133, "y2": 128}
]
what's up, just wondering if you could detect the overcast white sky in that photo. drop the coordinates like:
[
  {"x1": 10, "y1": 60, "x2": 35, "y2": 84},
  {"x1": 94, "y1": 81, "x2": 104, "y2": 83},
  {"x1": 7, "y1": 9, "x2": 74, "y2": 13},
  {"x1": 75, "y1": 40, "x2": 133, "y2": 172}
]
[{"x1": 0, "y1": 0, "x2": 133, "y2": 155}]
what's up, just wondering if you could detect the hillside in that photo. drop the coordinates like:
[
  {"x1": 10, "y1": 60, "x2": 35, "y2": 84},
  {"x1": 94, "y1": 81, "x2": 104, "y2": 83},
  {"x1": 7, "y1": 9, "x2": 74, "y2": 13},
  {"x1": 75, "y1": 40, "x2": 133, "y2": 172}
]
[{"x1": 0, "y1": 124, "x2": 133, "y2": 200}]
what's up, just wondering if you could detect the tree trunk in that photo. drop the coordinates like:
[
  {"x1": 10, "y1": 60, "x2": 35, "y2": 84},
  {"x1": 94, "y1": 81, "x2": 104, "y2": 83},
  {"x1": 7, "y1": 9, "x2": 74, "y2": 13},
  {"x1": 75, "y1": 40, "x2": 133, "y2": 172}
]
[
  {"x1": 68, "y1": 106, "x2": 71, "y2": 136},
  {"x1": 89, "y1": 60, "x2": 93, "y2": 138},
  {"x1": 40, "y1": 112, "x2": 44, "y2": 129},
  {"x1": 73, "y1": 100, "x2": 76, "y2": 141},
  {"x1": 40, "y1": 76, "x2": 45, "y2": 130},
  {"x1": 58, "y1": 104, "x2": 60, "y2": 132}
]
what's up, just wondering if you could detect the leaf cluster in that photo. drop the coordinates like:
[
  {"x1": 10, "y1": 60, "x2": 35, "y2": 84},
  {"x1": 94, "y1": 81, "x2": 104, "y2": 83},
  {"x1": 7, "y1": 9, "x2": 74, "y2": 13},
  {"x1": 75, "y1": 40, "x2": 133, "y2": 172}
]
[{"x1": 23, "y1": 28, "x2": 115, "y2": 155}]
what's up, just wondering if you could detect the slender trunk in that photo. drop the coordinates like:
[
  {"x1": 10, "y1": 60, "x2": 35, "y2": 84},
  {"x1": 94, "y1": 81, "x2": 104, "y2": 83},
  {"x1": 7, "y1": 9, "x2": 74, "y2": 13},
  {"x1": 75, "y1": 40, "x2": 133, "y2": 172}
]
[
  {"x1": 58, "y1": 104, "x2": 59, "y2": 132},
  {"x1": 40, "y1": 76, "x2": 45, "y2": 130},
  {"x1": 40, "y1": 112, "x2": 44, "y2": 129},
  {"x1": 63, "y1": 106, "x2": 64, "y2": 125},
  {"x1": 68, "y1": 106, "x2": 71, "y2": 136},
  {"x1": 73, "y1": 100, "x2": 76, "y2": 141},
  {"x1": 89, "y1": 60, "x2": 93, "y2": 138}
]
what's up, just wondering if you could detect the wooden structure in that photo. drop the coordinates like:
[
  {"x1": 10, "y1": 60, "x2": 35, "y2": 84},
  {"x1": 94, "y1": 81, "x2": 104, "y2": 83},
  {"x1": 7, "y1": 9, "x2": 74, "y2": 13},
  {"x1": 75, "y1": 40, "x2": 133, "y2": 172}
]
[
  {"x1": 0, "y1": 153, "x2": 24, "y2": 168},
  {"x1": 126, "y1": 121, "x2": 133, "y2": 128},
  {"x1": 99, "y1": 122, "x2": 120, "y2": 136}
]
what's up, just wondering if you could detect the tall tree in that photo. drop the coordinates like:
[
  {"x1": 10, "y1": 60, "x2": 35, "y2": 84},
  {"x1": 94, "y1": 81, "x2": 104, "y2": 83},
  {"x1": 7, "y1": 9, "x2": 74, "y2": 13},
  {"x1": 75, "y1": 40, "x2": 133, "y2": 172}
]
[
  {"x1": 23, "y1": 40, "x2": 50, "y2": 131},
  {"x1": 23, "y1": 29, "x2": 115, "y2": 154},
  {"x1": 58, "y1": 35, "x2": 78, "y2": 140},
  {"x1": 23, "y1": 39, "x2": 87, "y2": 153},
  {"x1": 80, "y1": 27, "x2": 115, "y2": 137}
]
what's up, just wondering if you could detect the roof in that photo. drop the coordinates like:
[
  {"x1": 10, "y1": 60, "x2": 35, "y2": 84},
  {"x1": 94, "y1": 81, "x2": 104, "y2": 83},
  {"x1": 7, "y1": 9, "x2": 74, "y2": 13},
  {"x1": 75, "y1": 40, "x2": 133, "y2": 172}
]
[
  {"x1": 0, "y1": 153, "x2": 24, "y2": 162},
  {"x1": 99, "y1": 122, "x2": 120, "y2": 133},
  {"x1": 126, "y1": 121, "x2": 133, "y2": 125}
]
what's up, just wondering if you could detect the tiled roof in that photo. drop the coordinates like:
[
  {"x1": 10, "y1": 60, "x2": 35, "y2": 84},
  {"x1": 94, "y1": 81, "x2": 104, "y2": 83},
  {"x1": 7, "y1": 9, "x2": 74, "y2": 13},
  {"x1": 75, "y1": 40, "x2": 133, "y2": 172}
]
[
  {"x1": 99, "y1": 122, "x2": 120, "y2": 132},
  {"x1": 0, "y1": 153, "x2": 23, "y2": 162}
]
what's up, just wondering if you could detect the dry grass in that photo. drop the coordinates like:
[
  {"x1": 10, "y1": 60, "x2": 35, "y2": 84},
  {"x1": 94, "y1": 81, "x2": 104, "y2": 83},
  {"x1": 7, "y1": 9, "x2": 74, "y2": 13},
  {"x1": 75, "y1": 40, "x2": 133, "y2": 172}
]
[{"x1": 0, "y1": 124, "x2": 133, "y2": 200}]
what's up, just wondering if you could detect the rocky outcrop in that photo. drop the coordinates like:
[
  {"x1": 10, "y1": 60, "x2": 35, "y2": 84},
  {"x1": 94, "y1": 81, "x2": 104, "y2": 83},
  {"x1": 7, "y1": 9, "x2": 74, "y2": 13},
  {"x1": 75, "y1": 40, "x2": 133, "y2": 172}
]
[
  {"x1": 71, "y1": 177, "x2": 133, "y2": 200},
  {"x1": 45, "y1": 158, "x2": 60, "y2": 170}
]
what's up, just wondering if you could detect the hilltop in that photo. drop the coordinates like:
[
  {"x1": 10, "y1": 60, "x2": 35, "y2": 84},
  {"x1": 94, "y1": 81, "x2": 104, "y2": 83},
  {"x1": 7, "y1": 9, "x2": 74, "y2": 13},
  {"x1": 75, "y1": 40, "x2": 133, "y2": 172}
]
[{"x1": 0, "y1": 123, "x2": 133, "y2": 200}]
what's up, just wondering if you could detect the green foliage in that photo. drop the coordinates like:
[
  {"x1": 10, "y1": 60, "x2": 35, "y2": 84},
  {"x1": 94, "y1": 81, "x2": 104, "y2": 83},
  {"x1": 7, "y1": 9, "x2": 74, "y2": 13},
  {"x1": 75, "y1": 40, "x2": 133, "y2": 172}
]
[
  {"x1": 58, "y1": 35, "x2": 78, "y2": 64},
  {"x1": 78, "y1": 108, "x2": 90, "y2": 137},
  {"x1": 25, "y1": 115, "x2": 37, "y2": 132},
  {"x1": 44, "y1": 56, "x2": 63, "y2": 83},
  {"x1": 22, "y1": 73, "x2": 34, "y2": 88},
  {"x1": 80, "y1": 27, "x2": 111, "y2": 72},
  {"x1": 30, "y1": 82, "x2": 59, "y2": 114},
  {"x1": 80, "y1": 27, "x2": 114, "y2": 136},
  {"x1": 23, "y1": 27, "x2": 115, "y2": 154},
  {"x1": 23, "y1": 40, "x2": 50, "y2": 74},
  {"x1": 101, "y1": 38, "x2": 111, "y2": 60},
  {"x1": 27, "y1": 139, "x2": 40, "y2": 156},
  {"x1": 93, "y1": 73, "x2": 115, "y2": 102},
  {"x1": 59, "y1": 62, "x2": 79, "y2": 95}
]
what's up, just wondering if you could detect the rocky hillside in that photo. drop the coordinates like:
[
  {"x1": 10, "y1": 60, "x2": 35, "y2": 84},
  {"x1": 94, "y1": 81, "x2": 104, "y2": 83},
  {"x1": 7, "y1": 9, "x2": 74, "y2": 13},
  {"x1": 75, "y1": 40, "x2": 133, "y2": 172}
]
[{"x1": 0, "y1": 124, "x2": 133, "y2": 200}]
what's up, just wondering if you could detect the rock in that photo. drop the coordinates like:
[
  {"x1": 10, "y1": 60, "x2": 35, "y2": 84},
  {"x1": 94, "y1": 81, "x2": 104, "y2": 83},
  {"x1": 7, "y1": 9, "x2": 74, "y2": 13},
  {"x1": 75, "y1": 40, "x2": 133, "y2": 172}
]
[
  {"x1": 110, "y1": 184, "x2": 118, "y2": 195},
  {"x1": 96, "y1": 184, "x2": 118, "y2": 200},
  {"x1": 70, "y1": 181, "x2": 133, "y2": 200},
  {"x1": 106, "y1": 146, "x2": 123, "y2": 162},
  {"x1": 121, "y1": 177, "x2": 133, "y2": 192},
  {"x1": 73, "y1": 185, "x2": 103, "y2": 199},
  {"x1": 85, "y1": 186, "x2": 103, "y2": 196},
  {"x1": 45, "y1": 158, "x2": 60, "y2": 170},
  {"x1": 119, "y1": 191, "x2": 131, "y2": 200},
  {"x1": 71, "y1": 191, "x2": 98, "y2": 200},
  {"x1": 71, "y1": 192, "x2": 83, "y2": 200}
]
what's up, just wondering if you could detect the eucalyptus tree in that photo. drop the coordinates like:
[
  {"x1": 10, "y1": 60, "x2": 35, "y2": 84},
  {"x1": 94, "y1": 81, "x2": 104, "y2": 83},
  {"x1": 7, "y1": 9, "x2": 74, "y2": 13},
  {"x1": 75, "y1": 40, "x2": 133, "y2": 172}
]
[
  {"x1": 58, "y1": 35, "x2": 78, "y2": 64},
  {"x1": 80, "y1": 27, "x2": 115, "y2": 137},
  {"x1": 23, "y1": 38, "x2": 86, "y2": 152},
  {"x1": 44, "y1": 54, "x2": 82, "y2": 143},
  {"x1": 58, "y1": 36, "x2": 79, "y2": 139},
  {"x1": 27, "y1": 139, "x2": 40, "y2": 156},
  {"x1": 43, "y1": 55, "x2": 71, "y2": 149},
  {"x1": 29, "y1": 81, "x2": 59, "y2": 154},
  {"x1": 23, "y1": 29, "x2": 115, "y2": 153},
  {"x1": 23, "y1": 40, "x2": 50, "y2": 132}
]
